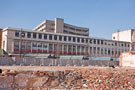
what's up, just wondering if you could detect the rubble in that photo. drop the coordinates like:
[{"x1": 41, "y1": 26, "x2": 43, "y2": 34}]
[{"x1": 0, "y1": 66, "x2": 135, "y2": 89}]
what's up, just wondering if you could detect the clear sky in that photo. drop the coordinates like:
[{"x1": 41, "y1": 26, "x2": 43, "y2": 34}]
[{"x1": 0, "y1": 0, "x2": 135, "y2": 39}]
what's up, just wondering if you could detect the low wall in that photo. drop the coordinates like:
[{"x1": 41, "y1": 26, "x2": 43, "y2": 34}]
[
  {"x1": 0, "y1": 57, "x2": 119, "y2": 66},
  {"x1": 120, "y1": 52, "x2": 135, "y2": 67}
]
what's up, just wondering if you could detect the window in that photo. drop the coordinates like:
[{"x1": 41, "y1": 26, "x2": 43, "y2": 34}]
[
  {"x1": 101, "y1": 40, "x2": 103, "y2": 44},
  {"x1": 21, "y1": 32, "x2": 25, "y2": 38},
  {"x1": 77, "y1": 38, "x2": 80, "y2": 42},
  {"x1": 49, "y1": 34, "x2": 52, "y2": 40},
  {"x1": 64, "y1": 36, "x2": 67, "y2": 41},
  {"x1": 54, "y1": 35, "x2": 57, "y2": 40},
  {"x1": 81, "y1": 38, "x2": 84, "y2": 43},
  {"x1": 38, "y1": 33, "x2": 42, "y2": 39},
  {"x1": 97, "y1": 40, "x2": 100, "y2": 44},
  {"x1": 44, "y1": 34, "x2": 47, "y2": 39},
  {"x1": 59, "y1": 35, "x2": 62, "y2": 41},
  {"x1": 73, "y1": 37, "x2": 76, "y2": 42},
  {"x1": 33, "y1": 33, "x2": 37, "y2": 38},
  {"x1": 15, "y1": 32, "x2": 19, "y2": 37},
  {"x1": 115, "y1": 42, "x2": 117, "y2": 46},
  {"x1": 93, "y1": 39, "x2": 96, "y2": 44},
  {"x1": 68, "y1": 36, "x2": 71, "y2": 41},
  {"x1": 86, "y1": 39, "x2": 88, "y2": 43},
  {"x1": 27, "y1": 32, "x2": 31, "y2": 38},
  {"x1": 90, "y1": 39, "x2": 92, "y2": 43},
  {"x1": 121, "y1": 43, "x2": 123, "y2": 47}
]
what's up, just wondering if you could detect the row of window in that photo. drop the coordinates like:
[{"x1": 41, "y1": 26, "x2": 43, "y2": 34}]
[
  {"x1": 15, "y1": 32, "x2": 129, "y2": 47},
  {"x1": 90, "y1": 39, "x2": 130, "y2": 47},
  {"x1": 15, "y1": 32, "x2": 88, "y2": 43}
]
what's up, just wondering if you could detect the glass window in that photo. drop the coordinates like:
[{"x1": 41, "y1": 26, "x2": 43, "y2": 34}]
[
  {"x1": 121, "y1": 43, "x2": 123, "y2": 47},
  {"x1": 68, "y1": 36, "x2": 71, "y2": 41},
  {"x1": 101, "y1": 40, "x2": 103, "y2": 44},
  {"x1": 54, "y1": 35, "x2": 57, "y2": 40},
  {"x1": 97, "y1": 40, "x2": 100, "y2": 44},
  {"x1": 77, "y1": 37, "x2": 80, "y2": 42},
  {"x1": 49, "y1": 34, "x2": 52, "y2": 40},
  {"x1": 59, "y1": 35, "x2": 62, "y2": 41},
  {"x1": 64, "y1": 36, "x2": 67, "y2": 41},
  {"x1": 93, "y1": 39, "x2": 96, "y2": 44},
  {"x1": 15, "y1": 32, "x2": 19, "y2": 37},
  {"x1": 27, "y1": 32, "x2": 31, "y2": 38},
  {"x1": 38, "y1": 33, "x2": 42, "y2": 39},
  {"x1": 33, "y1": 33, "x2": 37, "y2": 38},
  {"x1": 86, "y1": 39, "x2": 88, "y2": 43},
  {"x1": 115, "y1": 42, "x2": 117, "y2": 46},
  {"x1": 81, "y1": 38, "x2": 84, "y2": 43},
  {"x1": 90, "y1": 39, "x2": 92, "y2": 43},
  {"x1": 73, "y1": 37, "x2": 76, "y2": 42},
  {"x1": 44, "y1": 34, "x2": 47, "y2": 39}
]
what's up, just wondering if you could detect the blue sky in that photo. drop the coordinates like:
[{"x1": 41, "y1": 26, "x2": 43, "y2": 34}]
[{"x1": 0, "y1": 0, "x2": 135, "y2": 39}]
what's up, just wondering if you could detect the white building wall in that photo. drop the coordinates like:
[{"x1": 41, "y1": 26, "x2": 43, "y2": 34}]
[{"x1": 112, "y1": 30, "x2": 132, "y2": 42}]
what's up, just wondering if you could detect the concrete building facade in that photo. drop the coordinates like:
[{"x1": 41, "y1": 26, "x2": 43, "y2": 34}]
[
  {"x1": 34, "y1": 18, "x2": 89, "y2": 37},
  {"x1": 0, "y1": 18, "x2": 131, "y2": 58}
]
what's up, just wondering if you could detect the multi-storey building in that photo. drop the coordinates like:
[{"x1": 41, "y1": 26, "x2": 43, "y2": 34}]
[
  {"x1": 0, "y1": 18, "x2": 131, "y2": 58},
  {"x1": 112, "y1": 29, "x2": 135, "y2": 42},
  {"x1": 34, "y1": 18, "x2": 89, "y2": 37}
]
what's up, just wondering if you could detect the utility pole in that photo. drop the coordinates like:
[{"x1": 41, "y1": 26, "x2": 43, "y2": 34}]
[{"x1": 20, "y1": 28, "x2": 22, "y2": 58}]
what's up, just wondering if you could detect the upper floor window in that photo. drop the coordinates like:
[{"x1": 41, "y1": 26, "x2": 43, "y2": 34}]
[
  {"x1": 15, "y1": 32, "x2": 19, "y2": 37},
  {"x1": 89, "y1": 39, "x2": 92, "y2": 43},
  {"x1": 97, "y1": 40, "x2": 100, "y2": 44},
  {"x1": 77, "y1": 38, "x2": 80, "y2": 42},
  {"x1": 93, "y1": 39, "x2": 96, "y2": 44},
  {"x1": 68, "y1": 36, "x2": 71, "y2": 41},
  {"x1": 64, "y1": 36, "x2": 67, "y2": 41},
  {"x1": 73, "y1": 37, "x2": 76, "y2": 42},
  {"x1": 27, "y1": 32, "x2": 31, "y2": 38},
  {"x1": 81, "y1": 38, "x2": 84, "y2": 43},
  {"x1": 101, "y1": 40, "x2": 103, "y2": 44},
  {"x1": 59, "y1": 35, "x2": 62, "y2": 41},
  {"x1": 54, "y1": 35, "x2": 57, "y2": 40},
  {"x1": 49, "y1": 34, "x2": 52, "y2": 40},
  {"x1": 44, "y1": 34, "x2": 47, "y2": 39},
  {"x1": 38, "y1": 33, "x2": 42, "y2": 39},
  {"x1": 33, "y1": 33, "x2": 37, "y2": 38},
  {"x1": 86, "y1": 39, "x2": 88, "y2": 43}
]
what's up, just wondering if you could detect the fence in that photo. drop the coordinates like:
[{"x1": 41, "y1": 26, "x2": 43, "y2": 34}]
[{"x1": 0, "y1": 57, "x2": 119, "y2": 66}]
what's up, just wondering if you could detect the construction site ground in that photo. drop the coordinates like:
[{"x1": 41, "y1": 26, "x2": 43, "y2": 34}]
[{"x1": 0, "y1": 66, "x2": 135, "y2": 90}]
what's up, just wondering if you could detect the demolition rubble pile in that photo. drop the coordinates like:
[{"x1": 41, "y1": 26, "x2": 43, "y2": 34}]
[{"x1": 0, "y1": 66, "x2": 135, "y2": 90}]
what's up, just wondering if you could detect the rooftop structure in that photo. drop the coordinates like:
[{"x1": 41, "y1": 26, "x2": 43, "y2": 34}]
[{"x1": 33, "y1": 18, "x2": 89, "y2": 37}]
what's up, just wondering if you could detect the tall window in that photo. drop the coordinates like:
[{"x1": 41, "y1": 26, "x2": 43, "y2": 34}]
[
  {"x1": 81, "y1": 38, "x2": 84, "y2": 43},
  {"x1": 33, "y1": 33, "x2": 37, "y2": 38},
  {"x1": 49, "y1": 35, "x2": 52, "y2": 40},
  {"x1": 54, "y1": 35, "x2": 57, "y2": 40},
  {"x1": 59, "y1": 35, "x2": 62, "y2": 41},
  {"x1": 93, "y1": 39, "x2": 96, "y2": 44},
  {"x1": 64, "y1": 36, "x2": 67, "y2": 41},
  {"x1": 73, "y1": 37, "x2": 76, "y2": 42},
  {"x1": 77, "y1": 38, "x2": 80, "y2": 42},
  {"x1": 15, "y1": 32, "x2": 19, "y2": 37},
  {"x1": 68, "y1": 36, "x2": 71, "y2": 41},
  {"x1": 38, "y1": 33, "x2": 42, "y2": 39},
  {"x1": 27, "y1": 32, "x2": 31, "y2": 38},
  {"x1": 44, "y1": 34, "x2": 47, "y2": 39}
]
